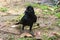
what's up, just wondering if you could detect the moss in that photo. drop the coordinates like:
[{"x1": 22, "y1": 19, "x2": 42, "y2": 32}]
[
  {"x1": 18, "y1": 37, "x2": 36, "y2": 40},
  {"x1": 55, "y1": 12, "x2": 60, "y2": 18},
  {"x1": 0, "y1": 7, "x2": 8, "y2": 12}
]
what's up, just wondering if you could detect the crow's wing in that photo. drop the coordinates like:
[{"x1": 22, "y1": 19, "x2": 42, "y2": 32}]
[{"x1": 33, "y1": 15, "x2": 37, "y2": 23}]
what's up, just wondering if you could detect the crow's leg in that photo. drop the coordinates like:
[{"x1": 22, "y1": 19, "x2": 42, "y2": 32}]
[
  {"x1": 29, "y1": 24, "x2": 33, "y2": 32},
  {"x1": 22, "y1": 25, "x2": 25, "y2": 30}
]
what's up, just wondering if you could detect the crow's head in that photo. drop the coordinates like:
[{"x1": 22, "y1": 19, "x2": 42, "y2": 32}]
[
  {"x1": 25, "y1": 6, "x2": 35, "y2": 16},
  {"x1": 26, "y1": 6, "x2": 34, "y2": 11}
]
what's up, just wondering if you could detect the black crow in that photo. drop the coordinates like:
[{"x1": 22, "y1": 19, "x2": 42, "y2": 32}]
[{"x1": 12, "y1": 6, "x2": 37, "y2": 31}]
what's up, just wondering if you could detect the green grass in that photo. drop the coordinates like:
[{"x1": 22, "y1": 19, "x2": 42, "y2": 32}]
[
  {"x1": 55, "y1": 12, "x2": 60, "y2": 18},
  {"x1": 8, "y1": 35, "x2": 14, "y2": 40},
  {"x1": 42, "y1": 34, "x2": 57, "y2": 40},
  {"x1": 15, "y1": 13, "x2": 24, "y2": 22},
  {"x1": 18, "y1": 37, "x2": 36, "y2": 40},
  {"x1": 0, "y1": 7, "x2": 8, "y2": 12},
  {"x1": 25, "y1": 3, "x2": 48, "y2": 10},
  {"x1": 25, "y1": 3, "x2": 58, "y2": 15},
  {"x1": 48, "y1": 36, "x2": 57, "y2": 40},
  {"x1": 42, "y1": 34, "x2": 49, "y2": 40}
]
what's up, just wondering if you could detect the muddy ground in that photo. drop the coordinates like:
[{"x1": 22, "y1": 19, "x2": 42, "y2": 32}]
[
  {"x1": 0, "y1": 7, "x2": 60, "y2": 40},
  {"x1": 0, "y1": 1, "x2": 60, "y2": 40}
]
